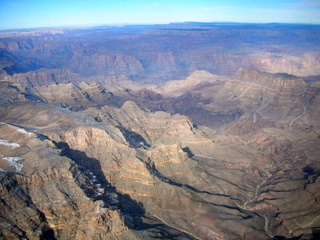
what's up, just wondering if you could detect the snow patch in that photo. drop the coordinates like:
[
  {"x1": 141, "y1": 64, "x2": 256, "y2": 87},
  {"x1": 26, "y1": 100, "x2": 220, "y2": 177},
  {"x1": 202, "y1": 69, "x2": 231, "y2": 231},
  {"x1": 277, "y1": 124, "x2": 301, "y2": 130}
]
[
  {"x1": 9, "y1": 125, "x2": 33, "y2": 136},
  {"x1": 2, "y1": 157, "x2": 23, "y2": 172},
  {"x1": 17, "y1": 128, "x2": 32, "y2": 135},
  {"x1": 0, "y1": 139, "x2": 20, "y2": 149},
  {"x1": 0, "y1": 122, "x2": 33, "y2": 136}
]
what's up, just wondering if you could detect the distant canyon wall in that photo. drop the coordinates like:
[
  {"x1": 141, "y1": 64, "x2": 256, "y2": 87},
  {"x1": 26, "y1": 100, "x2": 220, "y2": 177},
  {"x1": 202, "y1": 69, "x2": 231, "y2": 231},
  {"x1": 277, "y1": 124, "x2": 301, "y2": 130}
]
[{"x1": 1, "y1": 24, "x2": 320, "y2": 85}]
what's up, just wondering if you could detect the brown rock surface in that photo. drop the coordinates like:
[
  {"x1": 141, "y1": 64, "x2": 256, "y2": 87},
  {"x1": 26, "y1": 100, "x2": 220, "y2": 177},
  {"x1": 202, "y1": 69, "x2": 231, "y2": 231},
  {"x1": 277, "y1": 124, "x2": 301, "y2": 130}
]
[{"x1": 0, "y1": 122, "x2": 143, "y2": 239}]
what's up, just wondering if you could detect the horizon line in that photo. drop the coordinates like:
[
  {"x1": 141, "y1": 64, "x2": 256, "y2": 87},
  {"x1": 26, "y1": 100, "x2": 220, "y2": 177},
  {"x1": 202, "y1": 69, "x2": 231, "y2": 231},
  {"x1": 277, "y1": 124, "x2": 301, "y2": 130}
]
[{"x1": 1, "y1": 21, "x2": 320, "y2": 31}]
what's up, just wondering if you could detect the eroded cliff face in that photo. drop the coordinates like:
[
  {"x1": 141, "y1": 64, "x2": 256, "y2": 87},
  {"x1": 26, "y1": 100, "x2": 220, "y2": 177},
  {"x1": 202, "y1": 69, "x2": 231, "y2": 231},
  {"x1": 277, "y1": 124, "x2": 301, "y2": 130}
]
[
  {"x1": 68, "y1": 52, "x2": 144, "y2": 77},
  {"x1": 6, "y1": 68, "x2": 81, "y2": 87},
  {"x1": 0, "y1": 123, "x2": 146, "y2": 240}
]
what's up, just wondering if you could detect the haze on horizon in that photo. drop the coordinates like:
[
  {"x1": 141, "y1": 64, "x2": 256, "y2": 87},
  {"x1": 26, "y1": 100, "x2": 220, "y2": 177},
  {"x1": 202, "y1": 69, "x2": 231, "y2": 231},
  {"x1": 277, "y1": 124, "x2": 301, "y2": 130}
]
[{"x1": 0, "y1": 0, "x2": 320, "y2": 30}]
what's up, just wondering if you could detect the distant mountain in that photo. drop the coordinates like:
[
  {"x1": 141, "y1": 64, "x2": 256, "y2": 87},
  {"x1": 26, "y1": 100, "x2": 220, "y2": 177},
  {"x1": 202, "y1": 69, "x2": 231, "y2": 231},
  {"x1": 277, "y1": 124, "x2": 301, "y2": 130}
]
[{"x1": 1, "y1": 23, "x2": 319, "y2": 83}]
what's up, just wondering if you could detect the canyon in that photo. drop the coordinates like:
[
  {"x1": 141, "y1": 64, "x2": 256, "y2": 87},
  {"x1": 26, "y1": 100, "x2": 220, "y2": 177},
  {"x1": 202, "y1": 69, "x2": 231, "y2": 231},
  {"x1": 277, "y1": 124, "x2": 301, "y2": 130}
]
[{"x1": 0, "y1": 23, "x2": 320, "y2": 239}]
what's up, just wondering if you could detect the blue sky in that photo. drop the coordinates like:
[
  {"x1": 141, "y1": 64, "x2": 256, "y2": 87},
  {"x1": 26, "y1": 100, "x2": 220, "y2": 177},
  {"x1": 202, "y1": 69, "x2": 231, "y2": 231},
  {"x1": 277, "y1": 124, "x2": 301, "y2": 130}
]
[{"x1": 0, "y1": 0, "x2": 320, "y2": 29}]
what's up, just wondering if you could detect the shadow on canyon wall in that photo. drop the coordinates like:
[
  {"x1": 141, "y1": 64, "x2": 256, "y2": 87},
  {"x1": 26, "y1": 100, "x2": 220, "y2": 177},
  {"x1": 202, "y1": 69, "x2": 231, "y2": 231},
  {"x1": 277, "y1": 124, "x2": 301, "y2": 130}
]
[{"x1": 53, "y1": 141, "x2": 194, "y2": 239}]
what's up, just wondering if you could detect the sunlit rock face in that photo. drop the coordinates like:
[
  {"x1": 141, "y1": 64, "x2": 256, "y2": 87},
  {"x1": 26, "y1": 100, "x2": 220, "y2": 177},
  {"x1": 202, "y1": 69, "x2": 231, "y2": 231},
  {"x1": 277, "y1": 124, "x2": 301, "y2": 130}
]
[{"x1": 1, "y1": 23, "x2": 320, "y2": 239}]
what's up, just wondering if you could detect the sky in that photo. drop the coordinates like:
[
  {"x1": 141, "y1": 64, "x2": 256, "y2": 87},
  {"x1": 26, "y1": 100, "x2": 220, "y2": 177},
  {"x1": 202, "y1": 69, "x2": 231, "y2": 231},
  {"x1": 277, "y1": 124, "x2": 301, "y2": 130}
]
[{"x1": 0, "y1": 0, "x2": 320, "y2": 30}]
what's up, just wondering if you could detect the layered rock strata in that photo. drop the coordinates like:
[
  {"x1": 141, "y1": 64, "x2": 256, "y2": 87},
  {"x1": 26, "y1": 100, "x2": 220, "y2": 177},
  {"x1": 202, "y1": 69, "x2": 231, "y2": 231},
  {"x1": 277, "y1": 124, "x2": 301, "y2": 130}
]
[{"x1": 0, "y1": 68, "x2": 320, "y2": 239}]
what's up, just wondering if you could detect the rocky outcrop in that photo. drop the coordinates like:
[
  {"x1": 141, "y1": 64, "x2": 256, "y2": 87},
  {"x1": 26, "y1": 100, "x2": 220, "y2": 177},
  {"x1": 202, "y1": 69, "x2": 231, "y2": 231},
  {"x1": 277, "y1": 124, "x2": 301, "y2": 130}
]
[
  {"x1": 248, "y1": 52, "x2": 320, "y2": 77},
  {"x1": 222, "y1": 69, "x2": 319, "y2": 128},
  {"x1": 34, "y1": 83, "x2": 91, "y2": 106},
  {"x1": 8, "y1": 68, "x2": 82, "y2": 87},
  {"x1": 0, "y1": 173, "x2": 51, "y2": 240},
  {"x1": 0, "y1": 122, "x2": 144, "y2": 239},
  {"x1": 147, "y1": 70, "x2": 225, "y2": 97},
  {"x1": 0, "y1": 79, "x2": 114, "y2": 110},
  {"x1": 0, "y1": 81, "x2": 29, "y2": 104},
  {"x1": 151, "y1": 69, "x2": 320, "y2": 131}
]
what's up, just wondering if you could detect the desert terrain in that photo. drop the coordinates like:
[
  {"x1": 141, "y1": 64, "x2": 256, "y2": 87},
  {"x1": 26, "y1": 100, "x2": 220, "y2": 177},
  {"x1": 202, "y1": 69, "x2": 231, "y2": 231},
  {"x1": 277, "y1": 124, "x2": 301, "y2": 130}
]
[{"x1": 0, "y1": 23, "x2": 320, "y2": 239}]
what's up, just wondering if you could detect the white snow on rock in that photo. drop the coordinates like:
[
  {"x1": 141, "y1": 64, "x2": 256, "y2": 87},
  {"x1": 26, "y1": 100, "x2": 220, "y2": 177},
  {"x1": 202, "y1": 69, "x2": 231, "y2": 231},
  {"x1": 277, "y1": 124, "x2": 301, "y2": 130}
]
[
  {"x1": 0, "y1": 122, "x2": 33, "y2": 136},
  {"x1": 2, "y1": 157, "x2": 23, "y2": 172},
  {"x1": 9, "y1": 125, "x2": 33, "y2": 136},
  {"x1": 17, "y1": 128, "x2": 32, "y2": 135},
  {"x1": 0, "y1": 139, "x2": 20, "y2": 149}
]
